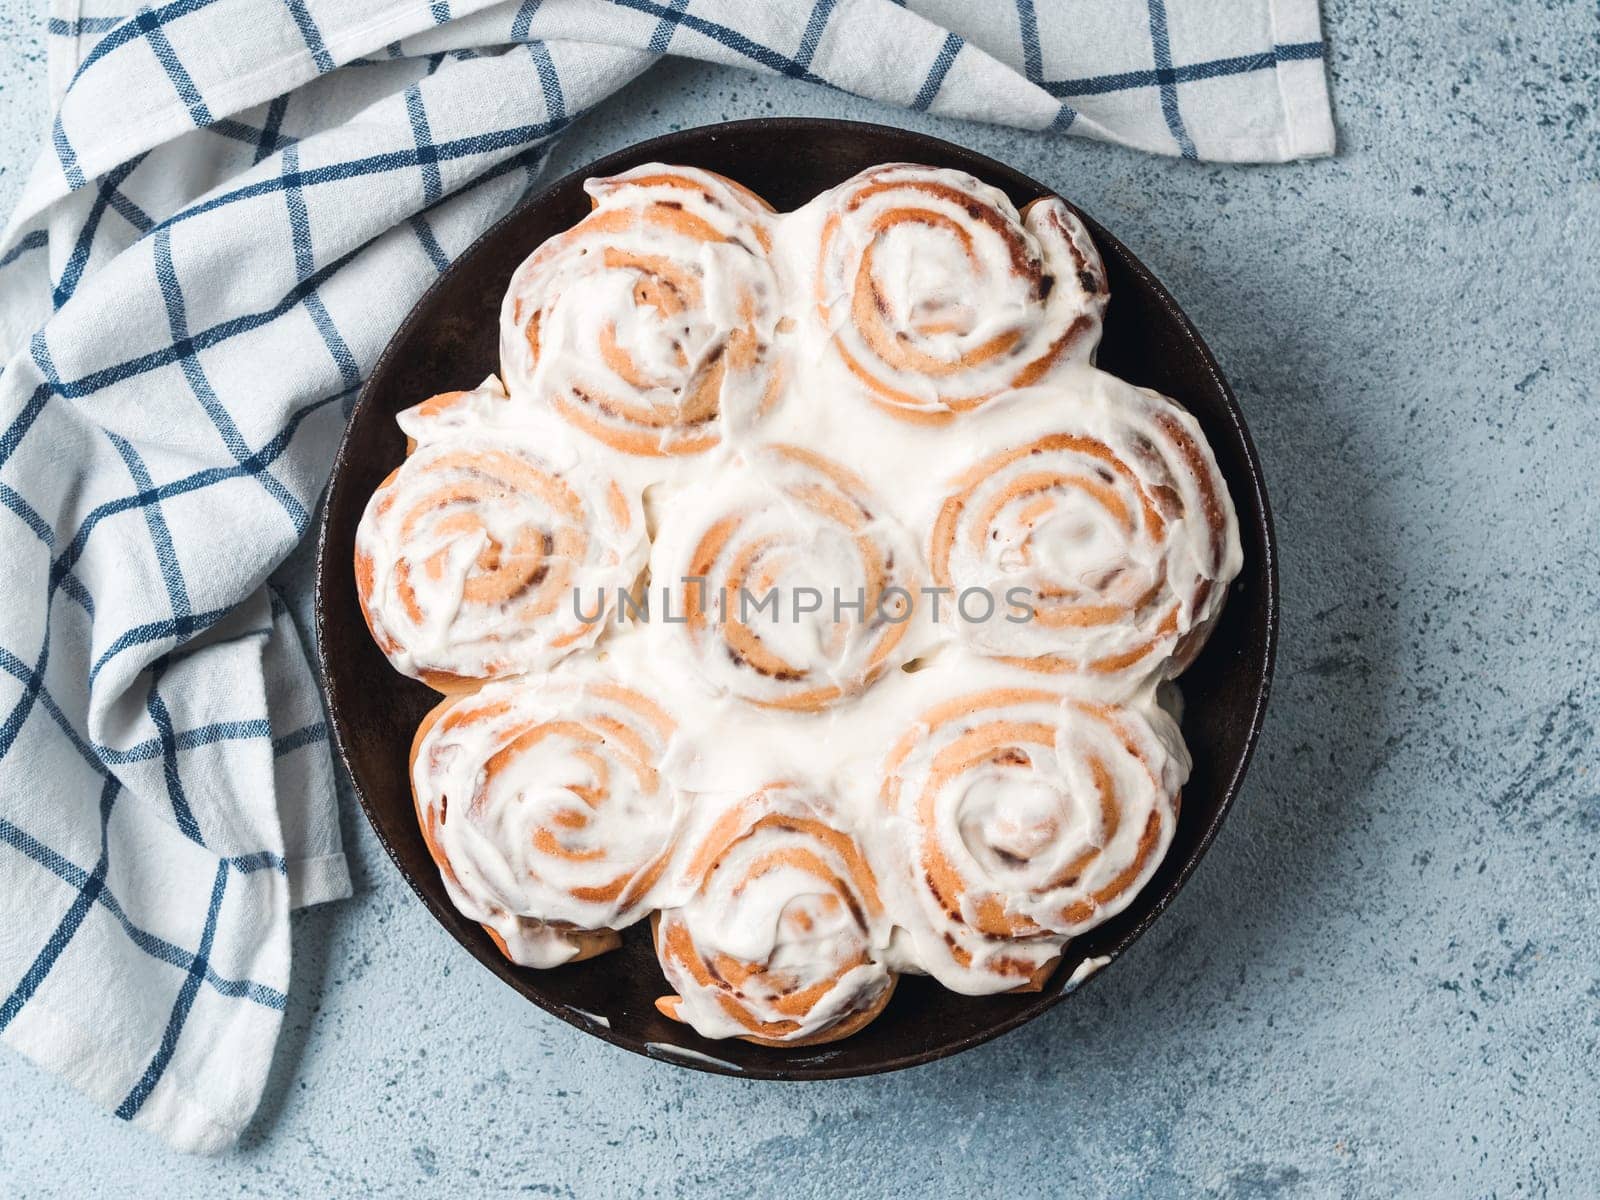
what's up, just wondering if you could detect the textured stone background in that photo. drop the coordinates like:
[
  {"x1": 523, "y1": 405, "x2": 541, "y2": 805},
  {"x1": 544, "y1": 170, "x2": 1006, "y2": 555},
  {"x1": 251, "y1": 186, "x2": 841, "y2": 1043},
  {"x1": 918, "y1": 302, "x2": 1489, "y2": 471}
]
[{"x1": 2, "y1": 2, "x2": 1597, "y2": 1196}]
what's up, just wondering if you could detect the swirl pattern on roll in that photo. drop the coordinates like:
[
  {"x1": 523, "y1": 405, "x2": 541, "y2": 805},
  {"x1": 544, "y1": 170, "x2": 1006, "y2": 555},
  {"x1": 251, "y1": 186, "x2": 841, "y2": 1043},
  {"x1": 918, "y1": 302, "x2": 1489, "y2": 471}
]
[
  {"x1": 880, "y1": 687, "x2": 1188, "y2": 994},
  {"x1": 499, "y1": 165, "x2": 784, "y2": 457},
  {"x1": 355, "y1": 436, "x2": 645, "y2": 689},
  {"x1": 803, "y1": 163, "x2": 1107, "y2": 424},
  {"x1": 410, "y1": 678, "x2": 682, "y2": 967},
  {"x1": 930, "y1": 376, "x2": 1242, "y2": 692},
  {"x1": 654, "y1": 784, "x2": 894, "y2": 1045},
  {"x1": 652, "y1": 444, "x2": 917, "y2": 711}
]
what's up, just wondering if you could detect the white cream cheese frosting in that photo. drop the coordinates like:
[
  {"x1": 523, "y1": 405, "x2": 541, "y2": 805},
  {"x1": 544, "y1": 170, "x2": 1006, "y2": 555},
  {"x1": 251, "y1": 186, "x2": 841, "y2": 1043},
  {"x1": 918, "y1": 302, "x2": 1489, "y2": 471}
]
[
  {"x1": 498, "y1": 164, "x2": 785, "y2": 465},
  {"x1": 925, "y1": 375, "x2": 1243, "y2": 693},
  {"x1": 409, "y1": 672, "x2": 685, "y2": 967},
  {"x1": 354, "y1": 421, "x2": 646, "y2": 687},
  {"x1": 364, "y1": 162, "x2": 1242, "y2": 1044},
  {"x1": 393, "y1": 374, "x2": 517, "y2": 446},
  {"x1": 642, "y1": 442, "x2": 926, "y2": 712},
  {"x1": 652, "y1": 784, "x2": 895, "y2": 1044},
  {"x1": 875, "y1": 680, "x2": 1189, "y2": 994},
  {"x1": 782, "y1": 162, "x2": 1108, "y2": 424}
]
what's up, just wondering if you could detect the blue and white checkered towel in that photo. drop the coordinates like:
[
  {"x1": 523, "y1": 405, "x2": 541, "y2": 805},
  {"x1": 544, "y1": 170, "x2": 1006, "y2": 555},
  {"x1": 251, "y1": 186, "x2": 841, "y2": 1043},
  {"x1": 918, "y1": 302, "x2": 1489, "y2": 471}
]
[{"x1": 0, "y1": 0, "x2": 1333, "y2": 1154}]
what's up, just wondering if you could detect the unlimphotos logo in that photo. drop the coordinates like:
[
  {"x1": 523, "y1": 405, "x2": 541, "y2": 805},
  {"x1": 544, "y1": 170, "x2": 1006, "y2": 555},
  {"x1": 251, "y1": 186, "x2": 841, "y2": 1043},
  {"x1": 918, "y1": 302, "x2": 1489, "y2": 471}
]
[{"x1": 572, "y1": 579, "x2": 1036, "y2": 625}]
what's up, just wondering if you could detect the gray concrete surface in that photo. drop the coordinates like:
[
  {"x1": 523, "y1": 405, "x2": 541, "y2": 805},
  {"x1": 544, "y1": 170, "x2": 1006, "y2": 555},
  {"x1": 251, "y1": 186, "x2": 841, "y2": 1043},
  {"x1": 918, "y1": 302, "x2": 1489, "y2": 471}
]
[{"x1": 2, "y1": 1, "x2": 1598, "y2": 1196}]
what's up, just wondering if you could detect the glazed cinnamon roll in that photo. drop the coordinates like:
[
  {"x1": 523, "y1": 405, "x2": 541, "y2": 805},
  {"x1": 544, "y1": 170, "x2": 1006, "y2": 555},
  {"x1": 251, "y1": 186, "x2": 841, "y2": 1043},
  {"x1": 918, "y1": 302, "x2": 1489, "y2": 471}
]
[
  {"x1": 929, "y1": 374, "x2": 1242, "y2": 693},
  {"x1": 410, "y1": 677, "x2": 682, "y2": 967},
  {"x1": 654, "y1": 784, "x2": 894, "y2": 1045},
  {"x1": 801, "y1": 163, "x2": 1106, "y2": 424},
  {"x1": 354, "y1": 435, "x2": 645, "y2": 690},
  {"x1": 651, "y1": 445, "x2": 917, "y2": 711},
  {"x1": 499, "y1": 164, "x2": 784, "y2": 456},
  {"x1": 880, "y1": 687, "x2": 1188, "y2": 994}
]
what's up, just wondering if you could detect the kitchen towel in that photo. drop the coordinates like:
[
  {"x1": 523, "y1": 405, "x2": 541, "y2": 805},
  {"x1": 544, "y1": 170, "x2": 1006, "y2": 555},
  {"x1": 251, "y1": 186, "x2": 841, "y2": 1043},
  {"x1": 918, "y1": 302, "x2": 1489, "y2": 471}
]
[{"x1": 0, "y1": 0, "x2": 1334, "y2": 1154}]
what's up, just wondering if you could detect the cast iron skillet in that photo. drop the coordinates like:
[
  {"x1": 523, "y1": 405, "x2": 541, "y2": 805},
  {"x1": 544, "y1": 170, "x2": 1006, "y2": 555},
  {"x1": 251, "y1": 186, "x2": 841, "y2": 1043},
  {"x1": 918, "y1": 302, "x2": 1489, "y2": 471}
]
[{"x1": 315, "y1": 118, "x2": 1277, "y2": 1078}]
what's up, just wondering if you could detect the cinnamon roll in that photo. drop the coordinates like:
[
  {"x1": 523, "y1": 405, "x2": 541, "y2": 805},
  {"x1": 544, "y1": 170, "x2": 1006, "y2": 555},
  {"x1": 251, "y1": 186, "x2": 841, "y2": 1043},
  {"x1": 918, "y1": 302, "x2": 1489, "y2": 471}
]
[
  {"x1": 880, "y1": 687, "x2": 1188, "y2": 994},
  {"x1": 499, "y1": 164, "x2": 784, "y2": 457},
  {"x1": 410, "y1": 677, "x2": 682, "y2": 967},
  {"x1": 801, "y1": 163, "x2": 1106, "y2": 424},
  {"x1": 929, "y1": 374, "x2": 1242, "y2": 693},
  {"x1": 354, "y1": 435, "x2": 645, "y2": 690},
  {"x1": 654, "y1": 784, "x2": 894, "y2": 1045},
  {"x1": 651, "y1": 444, "x2": 918, "y2": 711}
]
